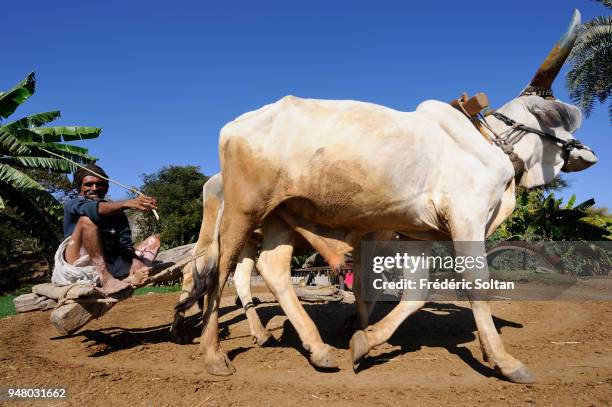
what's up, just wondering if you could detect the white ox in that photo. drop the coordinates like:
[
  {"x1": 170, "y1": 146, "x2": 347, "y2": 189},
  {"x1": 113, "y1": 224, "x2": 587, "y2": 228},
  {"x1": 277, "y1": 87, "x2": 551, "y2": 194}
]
[{"x1": 198, "y1": 10, "x2": 597, "y2": 383}]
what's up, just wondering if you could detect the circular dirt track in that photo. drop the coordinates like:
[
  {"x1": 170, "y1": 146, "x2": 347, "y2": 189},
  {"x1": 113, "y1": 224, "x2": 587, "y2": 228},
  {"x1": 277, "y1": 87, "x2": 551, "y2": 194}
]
[{"x1": 1, "y1": 287, "x2": 611, "y2": 406}]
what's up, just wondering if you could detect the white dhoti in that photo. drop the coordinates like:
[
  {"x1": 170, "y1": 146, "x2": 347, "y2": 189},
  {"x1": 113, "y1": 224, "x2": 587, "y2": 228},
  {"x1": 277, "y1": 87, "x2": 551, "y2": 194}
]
[{"x1": 51, "y1": 236, "x2": 131, "y2": 286}]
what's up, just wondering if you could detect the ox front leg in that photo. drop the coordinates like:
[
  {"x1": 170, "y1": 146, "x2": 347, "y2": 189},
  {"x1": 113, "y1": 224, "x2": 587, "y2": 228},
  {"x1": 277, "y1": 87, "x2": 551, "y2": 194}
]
[
  {"x1": 234, "y1": 242, "x2": 273, "y2": 346},
  {"x1": 258, "y1": 216, "x2": 338, "y2": 370},
  {"x1": 453, "y1": 236, "x2": 534, "y2": 384}
]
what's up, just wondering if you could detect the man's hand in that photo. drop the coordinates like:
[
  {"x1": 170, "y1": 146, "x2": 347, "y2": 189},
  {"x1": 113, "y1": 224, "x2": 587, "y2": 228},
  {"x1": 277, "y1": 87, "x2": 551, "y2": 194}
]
[
  {"x1": 127, "y1": 195, "x2": 158, "y2": 212},
  {"x1": 98, "y1": 195, "x2": 158, "y2": 216}
]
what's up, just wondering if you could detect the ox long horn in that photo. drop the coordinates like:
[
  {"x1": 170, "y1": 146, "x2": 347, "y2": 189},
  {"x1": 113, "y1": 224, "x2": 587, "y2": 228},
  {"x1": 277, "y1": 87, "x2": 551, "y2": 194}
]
[{"x1": 520, "y1": 9, "x2": 581, "y2": 98}]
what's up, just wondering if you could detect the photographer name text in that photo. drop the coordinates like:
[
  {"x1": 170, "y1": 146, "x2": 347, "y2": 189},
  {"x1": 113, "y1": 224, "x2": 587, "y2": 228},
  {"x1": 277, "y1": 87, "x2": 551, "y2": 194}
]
[{"x1": 372, "y1": 278, "x2": 515, "y2": 291}]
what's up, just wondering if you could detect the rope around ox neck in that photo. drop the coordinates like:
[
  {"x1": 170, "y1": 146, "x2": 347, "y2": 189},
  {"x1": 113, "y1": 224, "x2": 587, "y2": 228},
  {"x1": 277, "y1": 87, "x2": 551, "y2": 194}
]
[{"x1": 477, "y1": 114, "x2": 526, "y2": 180}]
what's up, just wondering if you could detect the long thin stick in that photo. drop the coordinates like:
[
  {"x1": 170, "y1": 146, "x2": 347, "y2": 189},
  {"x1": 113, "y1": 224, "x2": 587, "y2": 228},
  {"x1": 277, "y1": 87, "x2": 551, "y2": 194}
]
[
  {"x1": 73, "y1": 298, "x2": 119, "y2": 304},
  {"x1": 146, "y1": 248, "x2": 209, "y2": 285},
  {"x1": 39, "y1": 147, "x2": 160, "y2": 221}
]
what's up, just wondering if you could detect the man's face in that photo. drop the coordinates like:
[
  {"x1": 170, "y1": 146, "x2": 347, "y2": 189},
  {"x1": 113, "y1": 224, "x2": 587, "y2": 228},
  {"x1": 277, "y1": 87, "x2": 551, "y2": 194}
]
[{"x1": 80, "y1": 175, "x2": 109, "y2": 200}]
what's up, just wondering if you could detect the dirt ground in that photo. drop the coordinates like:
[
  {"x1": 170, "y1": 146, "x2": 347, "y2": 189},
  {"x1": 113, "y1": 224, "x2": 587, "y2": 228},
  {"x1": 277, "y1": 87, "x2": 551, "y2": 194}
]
[{"x1": 1, "y1": 286, "x2": 611, "y2": 407}]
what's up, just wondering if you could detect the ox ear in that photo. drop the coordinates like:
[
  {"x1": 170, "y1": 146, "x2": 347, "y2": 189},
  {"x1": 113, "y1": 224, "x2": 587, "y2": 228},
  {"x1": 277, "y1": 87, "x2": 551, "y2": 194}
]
[
  {"x1": 531, "y1": 100, "x2": 582, "y2": 133},
  {"x1": 532, "y1": 106, "x2": 563, "y2": 130}
]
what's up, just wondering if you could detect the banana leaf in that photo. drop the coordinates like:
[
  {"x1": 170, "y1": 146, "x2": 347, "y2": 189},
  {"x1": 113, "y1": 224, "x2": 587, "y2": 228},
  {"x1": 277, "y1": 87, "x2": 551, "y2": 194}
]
[
  {"x1": 27, "y1": 142, "x2": 97, "y2": 164},
  {"x1": 573, "y1": 198, "x2": 596, "y2": 212},
  {"x1": 0, "y1": 180, "x2": 63, "y2": 226},
  {"x1": 0, "y1": 72, "x2": 35, "y2": 120},
  {"x1": 4, "y1": 111, "x2": 61, "y2": 129},
  {"x1": 0, "y1": 163, "x2": 47, "y2": 192},
  {"x1": 0, "y1": 127, "x2": 31, "y2": 155},
  {"x1": 0, "y1": 156, "x2": 77, "y2": 173},
  {"x1": 0, "y1": 187, "x2": 62, "y2": 249},
  {"x1": 14, "y1": 126, "x2": 101, "y2": 143}
]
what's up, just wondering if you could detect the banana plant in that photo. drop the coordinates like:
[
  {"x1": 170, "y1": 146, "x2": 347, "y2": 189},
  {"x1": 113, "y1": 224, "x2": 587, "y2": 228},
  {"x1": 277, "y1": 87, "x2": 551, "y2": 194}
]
[
  {"x1": 491, "y1": 190, "x2": 611, "y2": 242},
  {"x1": 0, "y1": 72, "x2": 101, "y2": 255}
]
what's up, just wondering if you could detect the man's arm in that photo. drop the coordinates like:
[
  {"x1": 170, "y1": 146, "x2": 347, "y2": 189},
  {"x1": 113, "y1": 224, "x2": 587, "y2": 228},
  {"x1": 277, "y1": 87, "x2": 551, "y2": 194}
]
[{"x1": 98, "y1": 195, "x2": 157, "y2": 216}]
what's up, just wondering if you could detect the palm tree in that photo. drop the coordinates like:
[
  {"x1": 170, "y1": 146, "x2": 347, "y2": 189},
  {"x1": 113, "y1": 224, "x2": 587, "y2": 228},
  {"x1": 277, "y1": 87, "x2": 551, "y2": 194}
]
[
  {"x1": 0, "y1": 72, "x2": 101, "y2": 253},
  {"x1": 566, "y1": 0, "x2": 612, "y2": 122}
]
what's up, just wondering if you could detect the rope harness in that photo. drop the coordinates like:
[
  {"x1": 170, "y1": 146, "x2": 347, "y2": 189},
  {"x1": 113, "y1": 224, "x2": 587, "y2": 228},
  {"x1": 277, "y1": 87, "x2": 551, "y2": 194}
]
[
  {"x1": 479, "y1": 111, "x2": 591, "y2": 180},
  {"x1": 487, "y1": 112, "x2": 589, "y2": 153},
  {"x1": 451, "y1": 93, "x2": 592, "y2": 181}
]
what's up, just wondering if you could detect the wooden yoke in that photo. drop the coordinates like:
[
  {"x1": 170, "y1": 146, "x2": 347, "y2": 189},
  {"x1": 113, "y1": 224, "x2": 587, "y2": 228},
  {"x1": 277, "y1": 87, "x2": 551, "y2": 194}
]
[{"x1": 450, "y1": 92, "x2": 492, "y2": 143}]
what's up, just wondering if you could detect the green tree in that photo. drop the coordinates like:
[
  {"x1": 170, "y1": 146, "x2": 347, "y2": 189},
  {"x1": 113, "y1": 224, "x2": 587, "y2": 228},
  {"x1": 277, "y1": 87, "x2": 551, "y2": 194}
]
[
  {"x1": 0, "y1": 170, "x2": 75, "y2": 267},
  {"x1": 566, "y1": 0, "x2": 612, "y2": 121},
  {"x1": 0, "y1": 72, "x2": 101, "y2": 254},
  {"x1": 134, "y1": 165, "x2": 209, "y2": 249},
  {"x1": 24, "y1": 168, "x2": 76, "y2": 203}
]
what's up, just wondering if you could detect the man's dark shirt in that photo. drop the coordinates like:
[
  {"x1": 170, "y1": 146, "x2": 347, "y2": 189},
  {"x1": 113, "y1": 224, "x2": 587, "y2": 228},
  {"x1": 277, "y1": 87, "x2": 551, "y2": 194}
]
[{"x1": 63, "y1": 196, "x2": 135, "y2": 262}]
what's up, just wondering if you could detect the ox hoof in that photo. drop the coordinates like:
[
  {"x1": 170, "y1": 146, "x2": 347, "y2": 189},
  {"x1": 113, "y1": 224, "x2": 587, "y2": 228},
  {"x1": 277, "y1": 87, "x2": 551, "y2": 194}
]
[
  {"x1": 498, "y1": 363, "x2": 535, "y2": 384},
  {"x1": 254, "y1": 332, "x2": 275, "y2": 347},
  {"x1": 349, "y1": 330, "x2": 371, "y2": 371},
  {"x1": 170, "y1": 331, "x2": 189, "y2": 345},
  {"x1": 204, "y1": 351, "x2": 236, "y2": 376},
  {"x1": 342, "y1": 313, "x2": 361, "y2": 333},
  {"x1": 310, "y1": 345, "x2": 338, "y2": 370},
  {"x1": 170, "y1": 323, "x2": 190, "y2": 345}
]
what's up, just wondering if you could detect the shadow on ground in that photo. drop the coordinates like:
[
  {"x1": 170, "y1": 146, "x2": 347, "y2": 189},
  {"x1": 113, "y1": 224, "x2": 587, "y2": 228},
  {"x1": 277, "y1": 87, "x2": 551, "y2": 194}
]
[{"x1": 59, "y1": 300, "x2": 521, "y2": 377}]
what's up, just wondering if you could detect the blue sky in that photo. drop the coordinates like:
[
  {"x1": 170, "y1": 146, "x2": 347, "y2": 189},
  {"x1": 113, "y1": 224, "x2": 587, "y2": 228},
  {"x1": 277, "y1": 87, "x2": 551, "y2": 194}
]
[{"x1": 3, "y1": 0, "x2": 611, "y2": 208}]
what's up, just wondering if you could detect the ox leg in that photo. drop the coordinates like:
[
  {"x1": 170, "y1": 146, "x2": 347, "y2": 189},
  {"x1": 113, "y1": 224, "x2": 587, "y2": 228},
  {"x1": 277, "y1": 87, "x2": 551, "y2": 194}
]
[
  {"x1": 200, "y1": 212, "x2": 253, "y2": 376},
  {"x1": 171, "y1": 238, "x2": 212, "y2": 344},
  {"x1": 350, "y1": 240, "x2": 430, "y2": 370},
  {"x1": 234, "y1": 241, "x2": 273, "y2": 346},
  {"x1": 350, "y1": 300, "x2": 426, "y2": 370},
  {"x1": 170, "y1": 264, "x2": 196, "y2": 344},
  {"x1": 257, "y1": 216, "x2": 338, "y2": 370},
  {"x1": 351, "y1": 231, "x2": 396, "y2": 329},
  {"x1": 452, "y1": 237, "x2": 534, "y2": 384},
  {"x1": 351, "y1": 241, "x2": 374, "y2": 330}
]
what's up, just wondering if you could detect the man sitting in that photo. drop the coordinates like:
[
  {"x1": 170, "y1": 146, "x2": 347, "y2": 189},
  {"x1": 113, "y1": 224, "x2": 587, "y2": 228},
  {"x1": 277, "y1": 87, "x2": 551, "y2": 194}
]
[{"x1": 52, "y1": 164, "x2": 161, "y2": 294}]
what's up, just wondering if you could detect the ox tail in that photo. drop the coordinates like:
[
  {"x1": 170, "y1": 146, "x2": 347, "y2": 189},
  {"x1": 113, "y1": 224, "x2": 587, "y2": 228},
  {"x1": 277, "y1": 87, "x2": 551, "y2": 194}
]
[{"x1": 174, "y1": 200, "x2": 224, "y2": 314}]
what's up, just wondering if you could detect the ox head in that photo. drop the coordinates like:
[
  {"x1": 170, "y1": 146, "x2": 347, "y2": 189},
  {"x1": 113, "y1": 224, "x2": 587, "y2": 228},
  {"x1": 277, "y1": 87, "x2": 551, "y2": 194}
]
[{"x1": 497, "y1": 9, "x2": 597, "y2": 188}]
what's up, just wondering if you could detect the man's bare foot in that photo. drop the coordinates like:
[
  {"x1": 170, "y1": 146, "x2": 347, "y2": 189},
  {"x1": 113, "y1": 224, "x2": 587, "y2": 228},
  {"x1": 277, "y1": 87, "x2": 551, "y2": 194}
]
[
  {"x1": 135, "y1": 235, "x2": 161, "y2": 266},
  {"x1": 100, "y1": 276, "x2": 132, "y2": 294},
  {"x1": 124, "y1": 267, "x2": 150, "y2": 287}
]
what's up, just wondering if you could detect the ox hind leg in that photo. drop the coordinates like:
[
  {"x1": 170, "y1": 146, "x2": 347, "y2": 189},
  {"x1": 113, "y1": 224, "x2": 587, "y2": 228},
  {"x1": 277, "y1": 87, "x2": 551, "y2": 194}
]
[
  {"x1": 233, "y1": 241, "x2": 273, "y2": 346},
  {"x1": 200, "y1": 210, "x2": 254, "y2": 376},
  {"x1": 257, "y1": 215, "x2": 338, "y2": 370},
  {"x1": 350, "y1": 240, "x2": 430, "y2": 370},
  {"x1": 170, "y1": 262, "x2": 198, "y2": 344},
  {"x1": 351, "y1": 231, "x2": 394, "y2": 330},
  {"x1": 172, "y1": 178, "x2": 222, "y2": 344},
  {"x1": 451, "y1": 231, "x2": 534, "y2": 384},
  {"x1": 171, "y1": 231, "x2": 214, "y2": 344},
  {"x1": 345, "y1": 259, "x2": 371, "y2": 332}
]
